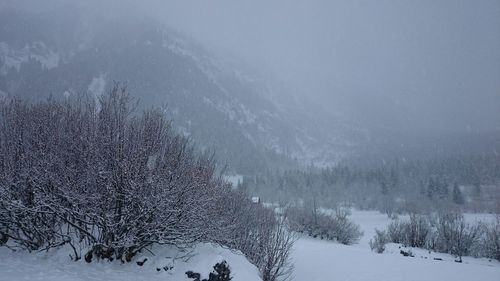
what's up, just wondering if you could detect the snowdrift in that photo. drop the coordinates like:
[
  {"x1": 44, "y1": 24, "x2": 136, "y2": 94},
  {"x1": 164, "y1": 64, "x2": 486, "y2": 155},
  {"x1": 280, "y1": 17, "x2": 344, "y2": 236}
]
[{"x1": 0, "y1": 243, "x2": 261, "y2": 281}]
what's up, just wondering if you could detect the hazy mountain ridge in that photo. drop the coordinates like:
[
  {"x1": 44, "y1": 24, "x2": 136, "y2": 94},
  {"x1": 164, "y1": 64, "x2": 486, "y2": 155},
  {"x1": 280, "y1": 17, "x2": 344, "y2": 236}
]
[
  {"x1": 1, "y1": 6, "x2": 497, "y2": 173},
  {"x1": 0, "y1": 7, "x2": 365, "y2": 173}
]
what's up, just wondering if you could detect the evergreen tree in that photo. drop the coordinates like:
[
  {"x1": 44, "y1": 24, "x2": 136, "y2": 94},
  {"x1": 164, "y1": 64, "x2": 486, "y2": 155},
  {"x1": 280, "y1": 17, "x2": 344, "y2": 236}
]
[
  {"x1": 427, "y1": 177, "x2": 437, "y2": 200},
  {"x1": 473, "y1": 182, "x2": 482, "y2": 200},
  {"x1": 452, "y1": 183, "x2": 465, "y2": 205}
]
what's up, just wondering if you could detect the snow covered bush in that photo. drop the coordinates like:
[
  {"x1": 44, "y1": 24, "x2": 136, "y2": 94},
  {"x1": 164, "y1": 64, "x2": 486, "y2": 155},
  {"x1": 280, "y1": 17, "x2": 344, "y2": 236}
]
[
  {"x1": 214, "y1": 191, "x2": 295, "y2": 281},
  {"x1": 387, "y1": 219, "x2": 405, "y2": 244},
  {"x1": 433, "y1": 213, "x2": 482, "y2": 262},
  {"x1": 287, "y1": 206, "x2": 362, "y2": 245},
  {"x1": 0, "y1": 86, "x2": 231, "y2": 259},
  {"x1": 260, "y1": 214, "x2": 295, "y2": 281},
  {"x1": 369, "y1": 229, "x2": 388, "y2": 253},
  {"x1": 481, "y1": 217, "x2": 500, "y2": 261},
  {"x1": 382, "y1": 211, "x2": 490, "y2": 261},
  {"x1": 0, "y1": 85, "x2": 293, "y2": 277},
  {"x1": 386, "y1": 214, "x2": 430, "y2": 248},
  {"x1": 404, "y1": 214, "x2": 431, "y2": 248},
  {"x1": 332, "y1": 208, "x2": 363, "y2": 245}
]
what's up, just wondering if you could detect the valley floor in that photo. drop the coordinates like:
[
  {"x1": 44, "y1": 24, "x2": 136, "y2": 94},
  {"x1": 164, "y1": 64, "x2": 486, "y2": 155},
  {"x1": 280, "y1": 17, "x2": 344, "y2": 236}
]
[{"x1": 292, "y1": 210, "x2": 500, "y2": 281}]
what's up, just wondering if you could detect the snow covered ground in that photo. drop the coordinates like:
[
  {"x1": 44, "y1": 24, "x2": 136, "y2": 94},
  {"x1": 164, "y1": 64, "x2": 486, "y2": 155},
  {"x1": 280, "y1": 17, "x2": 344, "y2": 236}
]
[
  {"x1": 293, "y1": 236, "x2": 500, "y2": 281},
  {"x1": 0, "y1": 243, "x2": 261, "y2": 281},
  {"x1": 0, "y1": 210, "x2": 498, "y2": 281},
  {"x1": 292, "y1": 210, "x2": 500, "y2": 281}
]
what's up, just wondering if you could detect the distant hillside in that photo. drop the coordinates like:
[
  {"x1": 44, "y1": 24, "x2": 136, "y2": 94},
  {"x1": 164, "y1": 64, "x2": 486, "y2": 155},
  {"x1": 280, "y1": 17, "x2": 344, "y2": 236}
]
[{"x1": 0, "y1": 5, "x2": 368, "y2": 173}]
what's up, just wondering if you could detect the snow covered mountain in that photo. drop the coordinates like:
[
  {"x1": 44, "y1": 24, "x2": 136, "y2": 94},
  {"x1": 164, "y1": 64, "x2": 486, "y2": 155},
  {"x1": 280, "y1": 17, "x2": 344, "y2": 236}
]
[{"x1": 0, "y1": 5, "x2": 366, "y2": 173}]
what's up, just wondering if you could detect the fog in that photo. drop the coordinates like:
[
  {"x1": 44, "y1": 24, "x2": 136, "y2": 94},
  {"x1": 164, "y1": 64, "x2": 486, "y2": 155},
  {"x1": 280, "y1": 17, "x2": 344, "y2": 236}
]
[
  {"x1": 2, "y1": 0, "x2": 500, "y2": 147},
  {"x1": 147, "y1": 0, "x2": 500, "y2": 135},
  {"x1": 2, "y1": 3, "x2": 500, "y2": 278}
]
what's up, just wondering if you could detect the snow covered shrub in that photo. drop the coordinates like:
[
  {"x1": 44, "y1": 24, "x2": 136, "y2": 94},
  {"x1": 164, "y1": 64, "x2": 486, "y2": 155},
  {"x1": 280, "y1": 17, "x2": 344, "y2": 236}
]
[
  {"x1": 387, "y1": 220, "x2": 405, "y2": 244},
  {"x1": 433, "y1": 213, "x2": 482, "y2": 262},
  {"x1": 382, "y1": 211, "x2": 491, "y2": 261},
  {"x1": 386, "y1": 215, "x2": 430, "y2": 248},
  {"x1": 331, "y1": 208, "x2": 363, "y2": 245},
  {"x1": 215, "y1": 191, "x2": 294, "y2": 281},
  {"x1": 286, "y1": 206, "x2": 312, "y2": 235},
  {"x1": 369, "y1": 229, "x2": 388, "y2": 253},
  {"x1": 1, "y1": 86, "x2": 228, "y2": 257},
  {"x1": 481, "y1": 217, "x2": 500, "y2": 261},
  {"x1": 0, "y1": 85, "x2": 291, "y2": 272},
  {"x1": 260, "y1": 214, "x2": 295, "y2": 281},
  {"x1": 403, "y1": 214, "x2": 430, "y2": 248},
  {"x1": 287, "y1": 206, "x2": 361, "y2": 245}
]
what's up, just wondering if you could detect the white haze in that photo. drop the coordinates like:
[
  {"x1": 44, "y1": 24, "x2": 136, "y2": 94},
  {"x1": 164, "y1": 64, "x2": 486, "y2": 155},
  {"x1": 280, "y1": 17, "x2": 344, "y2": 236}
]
[
  {"x1": 147, "y1": 0, "x2": 500, "y2": 135},
  {"x1": 4, "y1": 0, "x2": 500, "y2": 137}
]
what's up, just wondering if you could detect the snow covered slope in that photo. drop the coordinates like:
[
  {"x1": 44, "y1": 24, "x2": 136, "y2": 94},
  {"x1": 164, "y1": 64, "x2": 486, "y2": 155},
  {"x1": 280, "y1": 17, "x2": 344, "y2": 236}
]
[{"x1": 0, "y1": 243, "x2": 261, "y2": 281}]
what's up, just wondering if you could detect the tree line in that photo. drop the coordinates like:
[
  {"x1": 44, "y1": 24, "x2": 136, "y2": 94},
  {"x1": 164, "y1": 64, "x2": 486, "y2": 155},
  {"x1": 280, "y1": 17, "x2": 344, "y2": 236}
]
[{"x1": 240, "y1": 155, "x2": 500, "y2": 214}]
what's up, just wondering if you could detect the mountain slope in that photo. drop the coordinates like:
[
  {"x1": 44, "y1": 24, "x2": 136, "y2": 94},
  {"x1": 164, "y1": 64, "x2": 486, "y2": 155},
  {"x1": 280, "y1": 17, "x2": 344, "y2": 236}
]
[{"x1": 0, "y1": 5, "x2": 366, "y2": 173}]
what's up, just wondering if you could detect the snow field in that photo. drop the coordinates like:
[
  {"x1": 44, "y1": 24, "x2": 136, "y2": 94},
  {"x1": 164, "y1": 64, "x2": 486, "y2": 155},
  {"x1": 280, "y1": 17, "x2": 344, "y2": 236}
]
[
  {"x1": 0, "y1": 210, "x2": 498, "y2": 281},
  {"x1": 291, "y1": 210, "x2": 500, "y2": 281}
]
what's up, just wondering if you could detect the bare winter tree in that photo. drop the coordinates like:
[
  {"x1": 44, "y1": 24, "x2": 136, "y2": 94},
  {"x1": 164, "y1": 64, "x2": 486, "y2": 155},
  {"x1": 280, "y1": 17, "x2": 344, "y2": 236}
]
[{"x1": 260, "y1": 212, "x2": 296, "y2": 281}]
